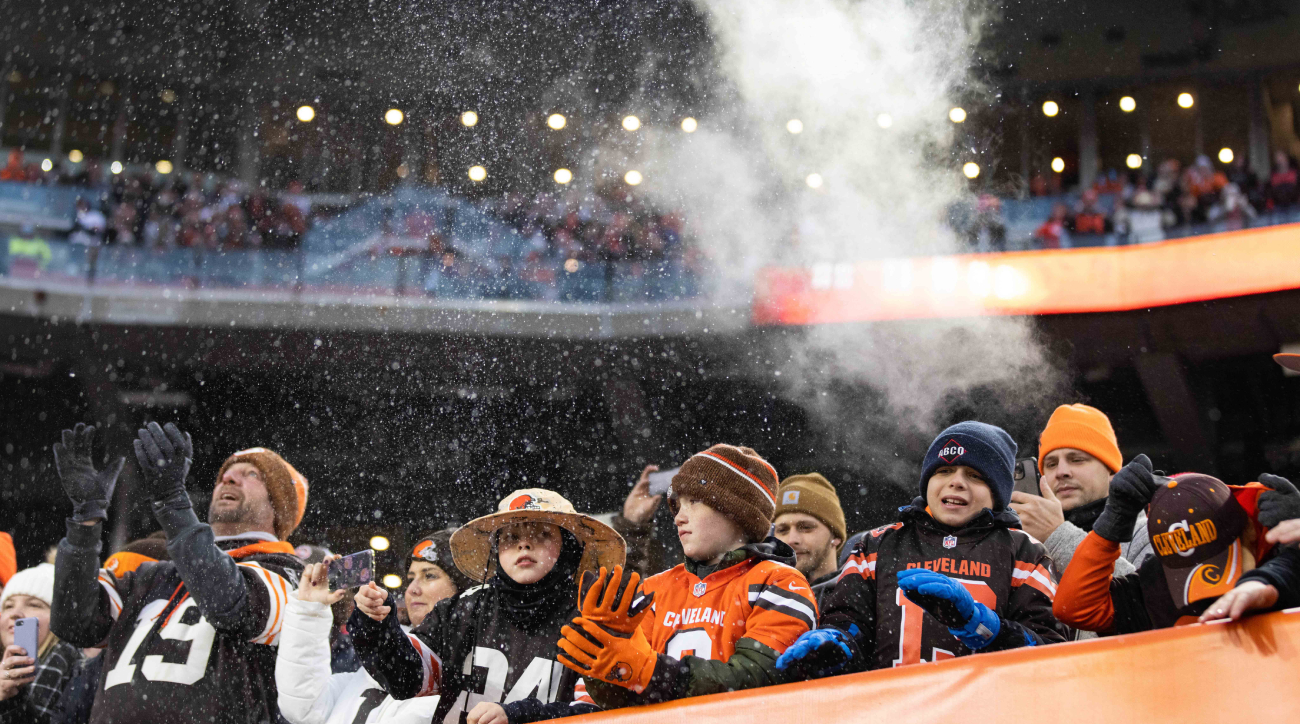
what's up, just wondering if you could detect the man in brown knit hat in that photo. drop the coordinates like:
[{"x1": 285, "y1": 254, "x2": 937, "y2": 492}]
[
  {"x1": 559, "y1": 444, "x2": 816, "y2": 708},
  {"x1": 212, "y1": 447, "x2": 310, "y2": 542},
  {"x1": 774, "y1": 473, "x2": 846, "y2": 602}
]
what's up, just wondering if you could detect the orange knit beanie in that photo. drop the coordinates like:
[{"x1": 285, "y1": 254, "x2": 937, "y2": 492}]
[{"x1": 1038, "y1": 404, "x2": 1122, "y2": 473}]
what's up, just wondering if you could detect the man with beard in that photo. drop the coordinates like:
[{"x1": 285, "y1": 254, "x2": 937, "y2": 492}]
[
  {"x1": 52, "y1": 423, "x2": 307, "y2": 724},
  {"x1": 772, "y1": 474, "x2": 846, "y2": 606}
]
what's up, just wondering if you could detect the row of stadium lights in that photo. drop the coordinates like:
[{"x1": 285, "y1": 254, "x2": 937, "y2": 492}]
[{"x1": 37, "y1": 90, "x2": 1232, "y2": 186}]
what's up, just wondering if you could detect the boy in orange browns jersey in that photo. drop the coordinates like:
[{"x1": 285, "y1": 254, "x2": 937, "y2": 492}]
[
  {"x1": 777, "y1": 422, "x2": 1066, "y2": 680},
  {"x1": 556, "y1": 445, "x2": 816, "y2": 707}
]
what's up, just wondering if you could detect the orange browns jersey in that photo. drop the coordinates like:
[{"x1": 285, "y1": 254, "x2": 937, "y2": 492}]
[{"x1": 638, "y1": 556, "x2": 817, "y2": 663}]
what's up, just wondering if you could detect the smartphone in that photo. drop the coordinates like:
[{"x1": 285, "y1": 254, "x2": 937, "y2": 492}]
[
  {"x1": 328, "y1": 549, "x2": 375, "y2": 590},
  {"x1": 647, "y1": 467, "x2": 680, "y2": 497},
  {"x1": 13, "y1": 617, "x2": 40, "y2": 659},
  {"x1": 1012, "y1": 458, "x2": 1040, "y2": 497}
]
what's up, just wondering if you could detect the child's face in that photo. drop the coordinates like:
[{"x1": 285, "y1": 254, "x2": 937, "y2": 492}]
[
  {"x1": 673, "y1": 496, "x2": 748, "y2": 564},
  {"x1": 926, "y1": 465, "x2": 995, "y2": 527},
  {"x1": 497, "y1": 522, "x2": 563, "y2": 584}
]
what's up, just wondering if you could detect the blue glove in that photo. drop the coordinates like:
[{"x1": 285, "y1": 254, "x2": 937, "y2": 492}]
[
  {"x1": 775, "y1": 627, "x2": 855, "y2": 678},
  {"x1": 896, "y1": 568, "x2": 1000, "y2": 650}
]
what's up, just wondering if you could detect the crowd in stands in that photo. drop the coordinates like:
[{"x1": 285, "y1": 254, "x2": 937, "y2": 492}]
[
  {"x1": 4, "y1": 354, "x2": 1300, "y2": 723},
  {"x1": 2, "y1": 150, "x2": 315, "y2": 250},
  {"x1": 1029, "y1": 151, "x2": 1300, "y2": 249},
  {"x1": 489, "y1": 190, "x2": 689, "y2": 266}
]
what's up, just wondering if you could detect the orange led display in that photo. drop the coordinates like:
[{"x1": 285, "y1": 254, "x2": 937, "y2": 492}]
[{"x1": 753, "y1": 224, "x2": 1300, "y2": 326}]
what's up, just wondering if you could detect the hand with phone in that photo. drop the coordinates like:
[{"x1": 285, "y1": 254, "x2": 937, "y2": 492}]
[
  {"x1": 623, "y1": 465, "x2": 668, "y2": 528},
  {"x1": 1009, "y1": 460, "x2": 1066, "y2": 543},
  {"x1": 298, "y1": 560, "x2": 347, "y2": 606},
  {"x1": 0, "y1": 616, "x2": 39, "y2": 701}
]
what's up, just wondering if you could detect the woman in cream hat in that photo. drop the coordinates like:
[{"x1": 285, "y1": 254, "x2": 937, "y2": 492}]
[{"x1": 350, "y1": 489, "x2": 624, "y2": 724}]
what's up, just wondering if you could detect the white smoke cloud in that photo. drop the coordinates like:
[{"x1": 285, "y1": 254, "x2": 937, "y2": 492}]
[{"x1": 623, "y1": 0, "x2": 1067, "y2": 477}]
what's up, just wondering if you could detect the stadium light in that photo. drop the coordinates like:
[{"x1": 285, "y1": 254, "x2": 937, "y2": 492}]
[
  {"x1": 1219, "y1": 147, "x2": 1234, "y2": 164},
  {"x1": 624, "y1": 170, "x2": 643, "y2": 186},
  {"x1": 155, "y1": 160, "x2": 173, "y2": 174},
  {"x1": 622, "y1": 115, "x2": 641, "y2": 131},
  {"x1": 805, "y1": 173, "x2": 824, "y2": 189},
  {"x1": 1177, "y1": 93, "x2": 1194, "y2": 109},
  {"x1": 461, "y1": 111, "x2": 479, "y2": 127},
  {"x1": 547, "y1": 113, "x2": 567, "y2": 130},
  {"x1": 949, "y1": 107, "x2": 967, "y2": 123},
  {"x1": 110, "y1": 161, "x2": 123, "y2": 175},
  {"x1": 554, "y1": 168, "x2": 573, "y2": 184},
  {"x1": 786, "y1": 119, "x2": 804, "y2": 134},
  {"x1": 681, "y1": 117, "x2": 698, "y2": 133},
  {"x1": 68, "y1": 149, "x2": 84, "y2": 163},
  {"x1": 382, "y1": 574, "x2": 402, "y2": 589},
  {"x1": 160, "y1": 89, "x2": 177, "y2": 104},
  {"x1": 1051, "y1": 157, "x2": 1065, "y2": 173},
  {"x1": 1042, "y1": 101, "x2": 1060, "y2": 117},
  {"x1": 370, "y1": 535, "x2": 391, "y2": 551},
  {"x1": 395, "y1": 164, "x2": 410, "y2": 179},
  {"x1": 40, "y1": 158, "x2": 53, "y2": 172},
  {"x1": 385, "y1": 108, "x2": 405, "y2": 126},
  {"x1": 1119, "y1": 96, "x2": 1136, "y2": 112},
  {"x1": 297, "y1": 105, "x2": 315, "y2": 122},
  {"x1": 876, "y1": 113, "x2": 893, "y2": 128},
  {"x1": 962, "y1": 162, "x2": 980, "y2": 179},
  {"x1": 1126, "y1": 154, "x2": 1143, "y2": 169},
  {"x1": 468, "y1": 165, "x2": 487, "y2": 182}
]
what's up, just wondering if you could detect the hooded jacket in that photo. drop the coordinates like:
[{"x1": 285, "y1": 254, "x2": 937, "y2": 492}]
[
  {"x1": 820, "y1": 499, "x2": 1067, "y2": 671},
  {"x1": 585, "y1": 538, "x2": 816, "y2": 709},
  {"x1": 347, "y1": 534, "x2": 596, "y2": 724}
]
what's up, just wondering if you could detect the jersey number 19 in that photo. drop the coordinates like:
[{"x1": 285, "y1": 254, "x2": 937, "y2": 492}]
[{"x1": 105, "y1": 598, "x2": 216, "y2": 689}]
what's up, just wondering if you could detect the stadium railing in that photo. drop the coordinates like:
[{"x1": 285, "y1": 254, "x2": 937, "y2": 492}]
[
  {"x1": 561, "y1": 609, "x2": 1300, "y2": 724},
  {"x1": 0, "y1": 236, "x2": 704, "y2": 304}
]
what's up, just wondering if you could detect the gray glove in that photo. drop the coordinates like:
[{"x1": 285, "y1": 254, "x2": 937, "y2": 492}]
[
  {"x1": 1257, "y1": 474, "x2": 1300, "y2": 529},
  {"x1": 1093, "y1": 454, "x2": 1160, "y2": 543},
  {"x1": 53, "y1": 423, "x2": 125, "y2": 523},
  {"x1": 132, "y1": 422, "x2": 193, "y2": 505}
]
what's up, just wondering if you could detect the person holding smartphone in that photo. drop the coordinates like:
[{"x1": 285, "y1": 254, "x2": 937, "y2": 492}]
[
  {"x1": 1, "y1": 563, "x2": 82, "y2": 724},
  {"x1": 275, "y1": 529, "x2": 473, "y2": 724}
]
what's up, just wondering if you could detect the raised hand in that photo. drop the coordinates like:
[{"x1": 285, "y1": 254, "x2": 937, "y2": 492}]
[
  {"x1": 1093, "y1": 454, "x2": 1158, "y2": 543},
  {"x1": 298, "y1": 561, "x2": 347, "y2": 606},
  {"x1": 1257, "y1": 474, "x2": 1300, "y2": 529},
  {"x1": 577, "y1": 565, "x2": 654, "y2": 635},
  {"x1": 132, "y1": 422, "x2": 193, "y2": 503},
  {"x1": 622, "y1": 466, "x2": 664, "y2": 527},
  {"x1": 53, "y1": 423, "x2": 125, "y2": 523}
]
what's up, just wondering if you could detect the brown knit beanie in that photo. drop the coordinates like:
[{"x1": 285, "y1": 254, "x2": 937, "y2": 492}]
[
  {"x1": 669, "y1": 444, "x2": 778, "y2": 543},
  {"x1": 215, "y1": 447, "x2": 309, "y2": 541},
  {"x1": 776, "y1": 473, "x2": 848, "y2": 548}
]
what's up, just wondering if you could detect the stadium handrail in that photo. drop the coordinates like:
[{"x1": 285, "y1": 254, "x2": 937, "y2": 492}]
[{"x1": 561, "y1": 609, "x2": 1300, "y2": 724}]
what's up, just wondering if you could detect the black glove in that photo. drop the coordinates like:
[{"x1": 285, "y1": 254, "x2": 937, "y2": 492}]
[
  {"x1": 1093, "y1": 454, "x2": 1159, "y2": 543},
  {"x1": 1257, "y1": 474, "x2": 1300, "y2": 529},
  {"x1": 132, "y1": 422, "x2": 193, "y2": 504},
  {"x1": 53, "y1": 423, "x2": 125, "y2": 523}
]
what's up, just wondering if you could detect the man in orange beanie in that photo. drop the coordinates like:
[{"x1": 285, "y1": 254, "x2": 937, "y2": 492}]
[{"x1": 1011, "y1": 405, "x2": 1153, "y2": 584}]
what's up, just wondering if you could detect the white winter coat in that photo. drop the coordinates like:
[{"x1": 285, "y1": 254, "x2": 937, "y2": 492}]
[{"x1": 276, "y1": 597, "x2": 441, "y2": 724}]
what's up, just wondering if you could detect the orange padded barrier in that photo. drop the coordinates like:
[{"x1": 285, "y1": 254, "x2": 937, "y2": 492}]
[
  {"x1": 562, "y1": 609, "x2": 1300, "y2": 724},
  {"x1": 753, "y1": 223, "x2": 1300, "y2": 325}
]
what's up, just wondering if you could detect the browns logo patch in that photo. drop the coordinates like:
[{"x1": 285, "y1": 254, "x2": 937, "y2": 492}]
[{"x1": 509, "y1": 494, "x2": 542, "y2": 511}]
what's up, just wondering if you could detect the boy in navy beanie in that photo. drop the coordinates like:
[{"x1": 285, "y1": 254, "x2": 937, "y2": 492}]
[{"x1": 776, "y1": 421, "x2": 1066, "y2": 678}]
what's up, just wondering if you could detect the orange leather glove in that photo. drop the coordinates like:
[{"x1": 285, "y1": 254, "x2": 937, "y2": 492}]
[
  {"x1": 557, "y1": 616, "x2": 657, "y2": 693},
  {"x1": 577, "y1": 565, "x2": 654, "y2": 635}
]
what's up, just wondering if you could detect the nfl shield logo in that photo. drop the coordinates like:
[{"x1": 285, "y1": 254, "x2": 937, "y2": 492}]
[
  {"x1": 693, "y1": 581, "x2": 707, "y2": 597},
  {"x1": 943, "y1": 535, "x2": 958, "y2": 549}
]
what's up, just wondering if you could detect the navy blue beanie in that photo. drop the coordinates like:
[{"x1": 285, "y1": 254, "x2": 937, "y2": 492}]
[{"x1": 919, "y1": 421, "x2": 1018, "y2": 511}]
